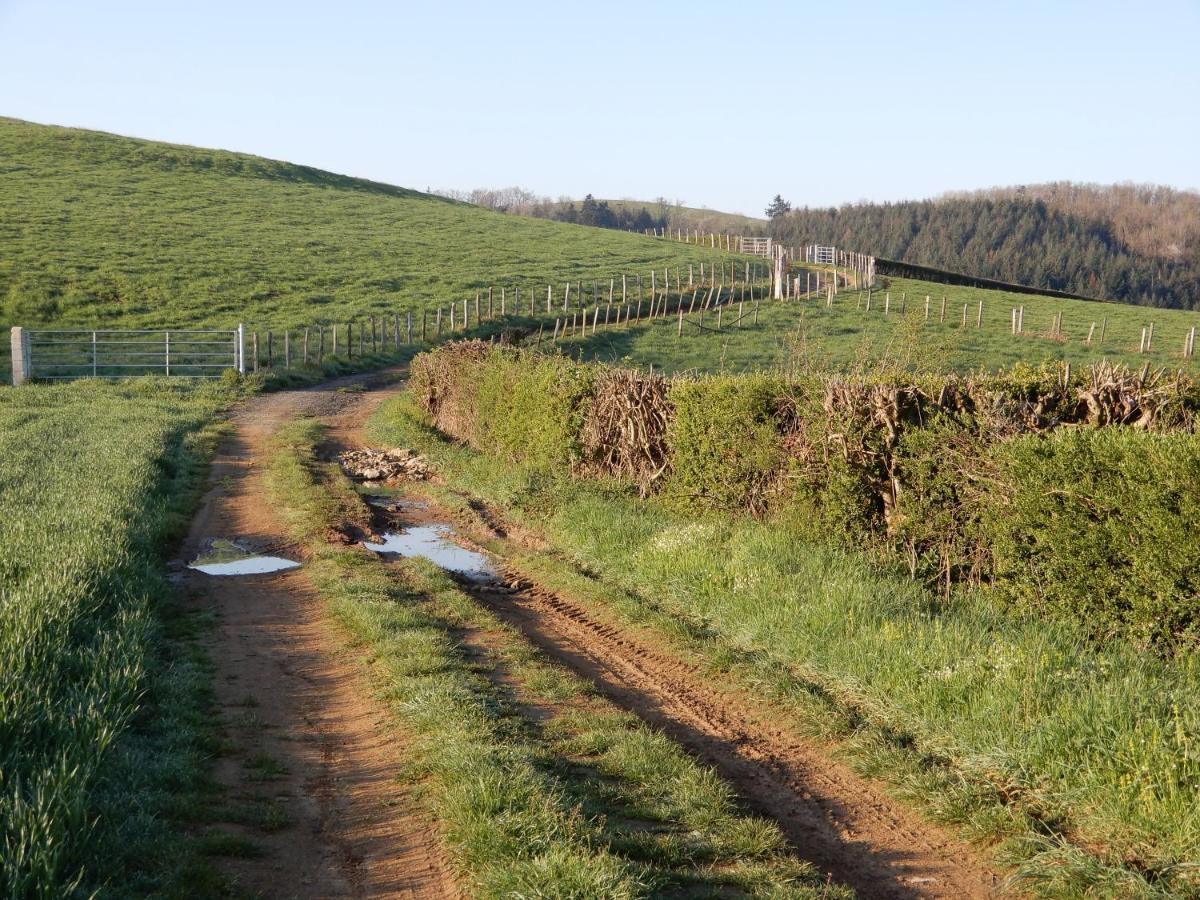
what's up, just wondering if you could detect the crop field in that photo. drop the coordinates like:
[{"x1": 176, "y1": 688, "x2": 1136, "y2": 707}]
[
  {"x1": 0, "y1": 379, "x2": 238, "y2": 896},
  {"x1": 554, "y1": 267, "x2": 1200, "y2": 375}
]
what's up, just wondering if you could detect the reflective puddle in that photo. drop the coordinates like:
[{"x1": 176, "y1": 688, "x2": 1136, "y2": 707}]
[
  {"x1": 363, "y1": 525, "x2": 494, "y2": 580},
  {"x1": 189, "y1": 539, "x2": 302, "y2": 576},
  {"x1": 365, "y1": 495, "x2": 429, "y2": 512}
]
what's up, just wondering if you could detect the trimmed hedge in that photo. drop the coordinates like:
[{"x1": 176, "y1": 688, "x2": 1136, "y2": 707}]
[
  {"x1": 407, "y1": 343, "x2": 1200, "y2": 645},
  {"x1": 410, "y1": 340, "x2": 594, "y2": 470},
  {"x1": 983, "y1": 429, "x2": 1200, "y2": 645},
  {"x1": 665, "y1": 375, "x2": 785, "y2": 514}
]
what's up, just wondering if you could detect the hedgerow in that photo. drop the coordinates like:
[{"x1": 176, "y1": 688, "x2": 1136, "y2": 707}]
[{"x1": 408, "y1": 343, "x2": 1200, "y2": 644}]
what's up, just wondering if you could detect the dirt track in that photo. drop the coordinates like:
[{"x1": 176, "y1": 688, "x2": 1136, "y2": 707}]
[
  {"x1": 176, "y1": 370, "x2": 455, "y2": 899},
  {"x1": 176, "y1": 367, "x2": 1003, "y2": 898}
]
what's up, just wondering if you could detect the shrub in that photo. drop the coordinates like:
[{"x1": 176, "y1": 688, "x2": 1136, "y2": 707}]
[
  {"x1": 410, "y1": 342, "x2": 593, "y2": 472},
  {"x1": 472, "y1": 351, "x2": 595, "y2": 471},
  {"x1": 982, "y1": 429, "x2": 1200, "y2": 645},
  {"x1": 664, "y1": 375, "x2": 785, "y2": 514}
]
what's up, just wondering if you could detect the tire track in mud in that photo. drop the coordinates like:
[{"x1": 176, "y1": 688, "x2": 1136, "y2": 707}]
[{"x1": 377, "y1": 497, "x2": 1004, "y2": 900}]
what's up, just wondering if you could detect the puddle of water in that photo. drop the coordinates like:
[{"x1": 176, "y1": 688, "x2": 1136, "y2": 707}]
[
  {"x1": 189, "y1": 539, "x2": 301, "y2": 576},
  {"x1": 363, "y1": 525, "x2": 494, "y2": 580},
  {"x1": 365, "y1": 495, "x2": 428, "y2": 511}
]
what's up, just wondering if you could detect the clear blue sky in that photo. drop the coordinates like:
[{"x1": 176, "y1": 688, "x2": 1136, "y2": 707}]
[{"x1": 1, "y1": 0, "x2": 1196, "y2": 215}]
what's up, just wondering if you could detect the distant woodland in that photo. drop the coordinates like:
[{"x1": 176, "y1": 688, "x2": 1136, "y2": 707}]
[
  {"x1": 443, "y1": 182, "x2": 1200, "y2": 310},
  {"x1": 436, "y1": 187, "x2": 668, "y2": 232},
  {"x1": 768, "y1": 184, "x2": 1200, "y2": 309}
]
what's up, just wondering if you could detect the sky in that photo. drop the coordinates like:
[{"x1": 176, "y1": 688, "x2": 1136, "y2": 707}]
[{"x1": 1, "y1": 0, "x2": 1197, "y2": 215}]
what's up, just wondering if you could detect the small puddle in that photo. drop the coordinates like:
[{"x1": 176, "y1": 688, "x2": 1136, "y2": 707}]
[
  {"x1": 365, "y1": 495, "x2": 428, "y2": 512},
  {"x1": 363, "y1": 525, "x2": 494, "y2": 580},
  {"x1": 189, "y1": 539, "x2": 301, "y2": 576}
]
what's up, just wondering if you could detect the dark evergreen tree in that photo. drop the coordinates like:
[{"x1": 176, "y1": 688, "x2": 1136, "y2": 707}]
[{"x1": 765, "y1": 195, "x2": 792, "y2": 219}]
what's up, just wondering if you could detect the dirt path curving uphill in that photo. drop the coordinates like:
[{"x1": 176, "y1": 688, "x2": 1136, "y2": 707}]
[{"x1": 175, "y1": 369, "x2": 456, "y2": 899}]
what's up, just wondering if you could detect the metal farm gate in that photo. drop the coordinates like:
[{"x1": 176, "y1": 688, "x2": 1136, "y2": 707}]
[
  {"x1": 10, "y1": 326, "x2": 245, "y2": 385},
  {"x1": 813, "y1": 245, "x2": 836, "y2": 265},
  {"x1": 738, "y1": 237, "x2": 774, "y2": 257}
]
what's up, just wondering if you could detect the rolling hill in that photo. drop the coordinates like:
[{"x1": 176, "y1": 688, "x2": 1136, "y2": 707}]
[{"x1": 0, "y1": 118, "x2": 740, "y2": 335}]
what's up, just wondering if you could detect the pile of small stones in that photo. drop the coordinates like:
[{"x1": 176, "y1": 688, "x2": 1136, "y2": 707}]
[{"x1": 338, "y1": 447, "x2": 430, "y2": 482}]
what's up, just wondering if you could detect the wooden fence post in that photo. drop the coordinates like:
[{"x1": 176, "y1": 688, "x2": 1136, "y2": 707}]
[
  {"x1": 976, "y1": 301, "x2": 983, "y2": 327},
  {"x1": 303, "y1": 327, "x2": 309, "y2": 364}
]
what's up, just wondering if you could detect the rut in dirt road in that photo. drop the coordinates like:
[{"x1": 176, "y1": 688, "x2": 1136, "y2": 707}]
[
  {"x1": 368, "y1": 494, "x2": 1004, "y2": 900},
  {"x1": 176, "y1": 370, "x2": 457, "y2": 899}
]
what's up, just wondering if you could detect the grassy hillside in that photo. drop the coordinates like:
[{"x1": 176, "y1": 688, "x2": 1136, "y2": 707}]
[
  {"x1": 0, "y1": 118, "x2": 740, "y2": 337},
  {"x1": 558, "y1": 265, "x2": 1200, "y2": 375}
]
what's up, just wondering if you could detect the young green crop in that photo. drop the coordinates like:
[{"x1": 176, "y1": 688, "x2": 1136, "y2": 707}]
[{"x1": 0, "y1": 378, "x2": 239, "y2": 896}]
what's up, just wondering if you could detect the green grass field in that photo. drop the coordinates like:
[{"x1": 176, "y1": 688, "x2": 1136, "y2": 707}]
[
  {"x1": 556, "y1": 266, "x2": 1200, "y2": 375},
  {"x1": 0, "y1": 378, "x2": 244, "y2": 896},
  {"x1": 5, "y1": 117, "x2": 1197, "y2": 382},
  {"x1": 0, "y1": 118, "x2": 742, "y2": 343}
]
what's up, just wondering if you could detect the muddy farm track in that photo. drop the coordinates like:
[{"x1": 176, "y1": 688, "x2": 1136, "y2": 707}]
[{"x1": 176, "y1": 367, "x2": 1002, "y2": 898}]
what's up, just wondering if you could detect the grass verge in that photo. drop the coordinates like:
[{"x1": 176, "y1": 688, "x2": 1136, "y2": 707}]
[
  {"x1": 369, "y1": 391, "x2": 1200, "y2": 899},
  {"x1": 263, "y1": 418, "x2": 849, "y2": 898}
]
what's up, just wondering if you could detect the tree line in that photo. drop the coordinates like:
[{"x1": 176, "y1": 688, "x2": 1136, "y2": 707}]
[
  {"x1": 766, "y1": 184, "x2": 1200, "y2": 310},
  {"x1": 434, "y1": 186, "x2": 667, "y2": 232}
]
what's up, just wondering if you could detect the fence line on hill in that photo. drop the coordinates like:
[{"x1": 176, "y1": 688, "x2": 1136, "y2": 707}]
[
  {"x1": 10, "y1": 255, "x2": 1199, "y2": 385},
  {"x1": 7, "y1": 262, "x2": 777, "y2": 384}
]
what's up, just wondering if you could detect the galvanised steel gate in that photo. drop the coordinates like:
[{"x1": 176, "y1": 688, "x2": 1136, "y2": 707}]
[{"x1": 10, "y1": 325, "x2": 245, "y2": 385}]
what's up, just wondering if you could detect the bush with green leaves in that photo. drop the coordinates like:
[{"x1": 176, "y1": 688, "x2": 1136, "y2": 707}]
[
  {"x1": 663, "y1": 375, "x2": 786, "y2": 514},
  {"x1": 983, "y1": 428, "x2": 1200, "y2": 646},
  {"x1": 410, "y1": 343, "x2": 1200, "y2": 643}
]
